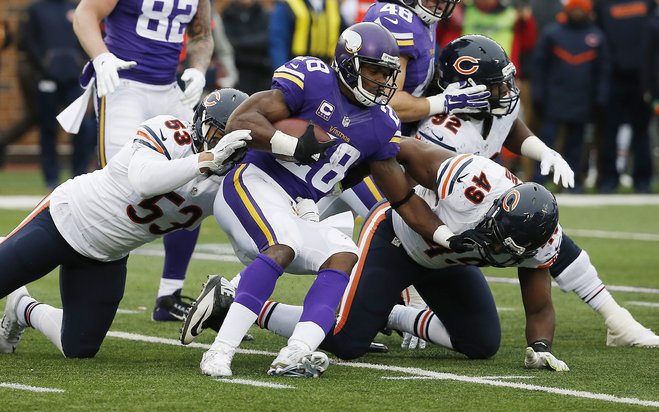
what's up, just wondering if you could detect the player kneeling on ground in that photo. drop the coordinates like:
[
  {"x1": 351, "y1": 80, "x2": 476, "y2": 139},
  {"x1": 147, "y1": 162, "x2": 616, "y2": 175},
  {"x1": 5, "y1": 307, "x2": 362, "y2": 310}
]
[{"x1": 0, "y1": 89, "x2": 250, "y2": 358}]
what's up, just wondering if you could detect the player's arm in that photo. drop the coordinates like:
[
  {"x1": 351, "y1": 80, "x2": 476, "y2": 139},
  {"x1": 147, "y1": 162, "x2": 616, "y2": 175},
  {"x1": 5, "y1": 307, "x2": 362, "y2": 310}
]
[
  {"x1": 185, "y1": 0, "x2": 213, "y2": 74},
  {"x1": 503, "y1": 118, "x2": 575, "y2": 188},
  {"x1": 370, "y1": 157, "x2": 442, "y2": 241},
  {"x1": 517, "y1": 267, "x2": 555, "y2": 346},
  {"x1": 397, "y1": 138, "x2": 453, "y2": 189},
  {"x1": 73, "y1": 0, "x2": 119, "y2": 59},
  {"x1": 387, "y1": 56, "x2": 432, "y2": 122}
]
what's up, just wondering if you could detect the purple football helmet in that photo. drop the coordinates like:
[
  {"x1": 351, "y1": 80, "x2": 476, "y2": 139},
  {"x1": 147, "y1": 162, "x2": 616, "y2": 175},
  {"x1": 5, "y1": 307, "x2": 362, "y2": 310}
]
[
  {"x1": 332, "y1": 22, "x2": 400, "y2": 107},
  {"x1": 394, "y1": 0, "x2": 461, "y2": 24}
]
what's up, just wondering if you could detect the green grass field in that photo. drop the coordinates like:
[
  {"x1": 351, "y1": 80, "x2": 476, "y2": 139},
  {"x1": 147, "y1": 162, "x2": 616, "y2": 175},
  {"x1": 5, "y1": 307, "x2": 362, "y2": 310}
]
[{"x1": 0, "y1": 170, "x2": 658, "y2": 411}]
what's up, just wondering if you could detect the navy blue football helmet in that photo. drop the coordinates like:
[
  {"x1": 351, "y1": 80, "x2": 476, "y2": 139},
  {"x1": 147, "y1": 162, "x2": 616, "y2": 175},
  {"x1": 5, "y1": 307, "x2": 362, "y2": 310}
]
[
  {"x1": 392, "y1": 0, "x2": 461, "y2": 24},
  {"x1": 436, "y1": 34, "x2": 520, "y2": 116},
  {"x1": 474, "y1": 182, "x2": 559, "y2": 267},
  {"x1": 333, "y1": 22, "x2": 401, "y2": 107},
  {"x1": 192, "y1": 88, "x2": 248, "y2": 153}
]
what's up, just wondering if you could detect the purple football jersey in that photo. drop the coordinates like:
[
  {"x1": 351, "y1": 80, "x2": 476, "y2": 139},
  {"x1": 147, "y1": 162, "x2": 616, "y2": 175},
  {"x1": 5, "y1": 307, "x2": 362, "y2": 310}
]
[
  {"x1": 103, "y1": 0, "x2": 198, "y2": 85},
  {"x1": 243, "y1": 57, "x2": 402, "y2": 202}
]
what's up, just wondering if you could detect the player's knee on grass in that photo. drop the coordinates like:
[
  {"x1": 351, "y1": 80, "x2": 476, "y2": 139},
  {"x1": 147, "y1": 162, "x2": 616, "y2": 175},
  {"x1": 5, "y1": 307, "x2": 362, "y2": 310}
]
[
  {"x1": 452, "y1": 328, "x2": 501, "y2": 359},
  {"x1": 63, "y1": 341, "x2": 101, "y2": 358}
]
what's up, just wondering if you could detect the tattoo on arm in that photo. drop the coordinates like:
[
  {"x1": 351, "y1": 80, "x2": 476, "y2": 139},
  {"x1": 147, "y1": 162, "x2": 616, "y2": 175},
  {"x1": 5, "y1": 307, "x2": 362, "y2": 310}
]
[{"x1": 185, "y1": 0, "x2": 213, "y2": 72}]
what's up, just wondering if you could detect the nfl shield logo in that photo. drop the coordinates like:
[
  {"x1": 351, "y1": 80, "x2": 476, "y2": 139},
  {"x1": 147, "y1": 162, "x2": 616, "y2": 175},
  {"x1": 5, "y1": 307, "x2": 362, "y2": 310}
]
[{"x1": 342, "y1": 116, "x2": 350, "y2": 127}]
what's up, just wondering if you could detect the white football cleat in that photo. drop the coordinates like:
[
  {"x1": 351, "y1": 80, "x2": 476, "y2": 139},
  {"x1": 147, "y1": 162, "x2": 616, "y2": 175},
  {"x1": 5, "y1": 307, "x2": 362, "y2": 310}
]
[
  {"x1": 200, "y1": 343, "x2": 236, "y2": 377},
  {"x1": 180, "y1": 275, "x2": 235, "y2": 345},
  {"x1": 267, "y1": 342, "x2": 329, "y2": 378},
  {"x1": 605, "y1": 308, "x2": 659, "y2": 348},
  {"x1": 0, "y1": 287, "x2": 30, "y2": 354}
]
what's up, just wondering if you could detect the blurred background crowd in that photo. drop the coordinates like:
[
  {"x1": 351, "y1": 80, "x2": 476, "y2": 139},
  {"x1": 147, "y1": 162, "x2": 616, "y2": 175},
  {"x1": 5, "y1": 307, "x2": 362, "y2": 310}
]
[{"x1": 0, "y1": 0, "x2": 657, "y2": 193}]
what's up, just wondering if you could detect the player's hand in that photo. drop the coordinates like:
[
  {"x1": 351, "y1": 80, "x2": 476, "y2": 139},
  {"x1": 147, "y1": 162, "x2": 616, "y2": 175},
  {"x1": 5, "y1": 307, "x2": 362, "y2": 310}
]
[
  {"x1": 92, "y1": 52, "x2": 136, "y2": 97},
  {"x1": 199, "y1": 130, "x2": 251, "y2": 174},
  {"x1": 401, "y1": 332, "x2": 427, "y2": 349},
  {"x1": 524, "y1": 347, "x2": 570, "y2": 371},
  {"x1": 540, "y1": 150, "x2": 575, "y2": 189},
  {"x1": 294, "y1": 197, "x2": 319, "y2": 222},
  {"x1": 426, "y1": 80, "x2": 490, "y2": 115},
  {"x1": 447, "y1": 229, "x2": 491, "y2": 253},
  {"x1": 180, "y1": 68, "x2": 207, "y2": 108},
  {"x1": 293, "y1": 122, "x2": 337, "y2": 165}
]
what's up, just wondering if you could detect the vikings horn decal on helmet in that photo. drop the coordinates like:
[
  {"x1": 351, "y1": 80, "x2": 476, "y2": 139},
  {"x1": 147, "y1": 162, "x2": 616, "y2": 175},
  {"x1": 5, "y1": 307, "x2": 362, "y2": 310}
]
[
  {"x1": 474, "y1": 182, "x2": 559, "y2": 267},
  {"x1": 395, "y1": 0, "x2": 461, "y2": 24},
  {"x1": 192, "y1": 88, "x2": 249, "y2": 153},
  {"x1": 332, "y1": 22, "x2": 401, "y2": 107},
  {"x1": 436, "y1": 34, "x2": 520, "y2": 116}
]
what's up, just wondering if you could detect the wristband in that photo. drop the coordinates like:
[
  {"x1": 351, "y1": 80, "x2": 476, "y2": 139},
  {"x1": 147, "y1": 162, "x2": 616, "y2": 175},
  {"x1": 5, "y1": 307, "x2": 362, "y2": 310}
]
[
  {"x1": 270, "y1": 130, "x2": 297, "y2": 157},
  {"x1": 530, "y1": 339, "x2": 552, "y2": 353},
  {"x1": 520, "y1": 135, "x2": 551, "y2": 161},
  {"x1": 426, "y1": 95, "x2": 445, "y2": 116},
  {"x1": 432, "y1": 224, "x2": 454, "y2": 248}
]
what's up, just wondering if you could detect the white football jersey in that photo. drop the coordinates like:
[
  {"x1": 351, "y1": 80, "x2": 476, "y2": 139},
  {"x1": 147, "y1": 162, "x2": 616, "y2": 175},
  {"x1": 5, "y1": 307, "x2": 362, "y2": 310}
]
[
  {"x1": 49, "y1": 115, "x2": 220, "y2": 262},
  {"x1": 414, "y1": 103, "x2": 519, "y2": 158},
  {"x1": 391, "y1": 154, "x2": 561, "y2": 269}
]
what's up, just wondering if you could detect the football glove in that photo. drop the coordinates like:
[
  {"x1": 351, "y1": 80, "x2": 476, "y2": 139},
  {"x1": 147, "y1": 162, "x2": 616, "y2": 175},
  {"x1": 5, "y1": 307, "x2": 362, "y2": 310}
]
[
  {"x1": 539, "y1": 150, "x2": 575, "y2": 189},
  {"x1": 198, "y1": 130, "x2": 251, "y2": 174},
  {"x1": 294, "y1": 122, "x2": 337, "y2": 165},
  {"x1": 524, "y1": 347, "x2": 570, "y2": 372},
  {"x1": 294, "y1": 197, "x2": 319, "y2": 222},
  {"x1": 426, "y1": 80, "x2": 491, "y2": 116},
  {"x1": 180, "y1": 68, "x2": 207, "y2": 108},
  {"x1": 447, "y1": 229, "x2": 491, "y2": 253},
  {"x1": 92, "y1": 52, "x2": 136, "y2": 97},
  {"x1": 401, "y1": 286, "x2": 428, "y2": 350}
]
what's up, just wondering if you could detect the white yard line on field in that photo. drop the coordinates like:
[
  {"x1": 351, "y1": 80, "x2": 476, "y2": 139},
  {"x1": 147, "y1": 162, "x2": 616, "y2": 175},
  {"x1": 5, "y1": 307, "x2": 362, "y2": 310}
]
[
  {"x1": 106, "y1": 331, "x2": 659, "y2": 408},
  {"x1": 214, "y1": 378, "x2": 295, "y2": 389},
  {"x1": 0, "y1": 382, "x2": 64, "y2": 393},
  {"x1": 484, "y1": 276, "x2": 659, "y2": 295},
  {"x1": 626, "y1": 301, "x2": 659, "y2": 308}
]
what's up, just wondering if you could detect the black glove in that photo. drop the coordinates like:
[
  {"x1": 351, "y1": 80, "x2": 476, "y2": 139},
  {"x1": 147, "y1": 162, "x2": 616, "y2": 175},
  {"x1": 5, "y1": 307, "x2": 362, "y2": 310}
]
[
  {"x1": 293, "y1": 122, "x2": 337, "y2": 165},
  {"x1": 447, "y1": 229, "x2": 491, "y2": 253}
]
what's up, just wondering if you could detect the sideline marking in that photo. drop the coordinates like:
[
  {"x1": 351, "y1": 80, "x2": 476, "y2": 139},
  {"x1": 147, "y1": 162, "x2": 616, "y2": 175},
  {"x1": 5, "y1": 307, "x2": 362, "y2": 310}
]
[
  {"x1": 215, "y1": 378, "x2": 295, "y2": 389},
  {"x1": 106, "y1": 331, "x2": 659, "y2": 408},
  {"x1": 0, "y1": 382, "x2": 65, "y2": 393}
]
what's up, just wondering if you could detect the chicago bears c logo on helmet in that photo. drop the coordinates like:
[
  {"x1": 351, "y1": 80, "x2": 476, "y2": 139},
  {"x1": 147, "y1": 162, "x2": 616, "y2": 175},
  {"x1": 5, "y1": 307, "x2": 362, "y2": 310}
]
[
  {"x1": 453, "y1": 56, "x2": 479, "y2": 75},
  {"x1": 502, "y1": 189, "x2": 520, "y2": 212},
  {"x1": 203, "y1": 90, "x2": 222, "y2": 107},
  {"x1": 343, "y1": 29, "x2": 363, "y2": 54}
]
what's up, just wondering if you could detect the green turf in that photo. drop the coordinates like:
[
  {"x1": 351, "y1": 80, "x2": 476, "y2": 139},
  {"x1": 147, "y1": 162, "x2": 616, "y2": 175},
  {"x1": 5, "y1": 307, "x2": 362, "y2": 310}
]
[{"x1": 0, "y1": 171, "x2": 658, "y2": 411}]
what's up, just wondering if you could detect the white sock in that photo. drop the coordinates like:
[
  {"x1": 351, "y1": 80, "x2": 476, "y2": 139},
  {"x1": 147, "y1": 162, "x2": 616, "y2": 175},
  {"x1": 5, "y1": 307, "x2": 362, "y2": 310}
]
[
  {"x1": 210, "y1": 302, "x2": 257, "y2": 350},
  {"x1": 553, "y1": 251, "x2": 613, "y2": 311},
  {"x1": 27, "y1": 303, "x2": 64, "y2": 355},
  {"x1": 257, "y1": 301, "x2": 302, "y2": 338},
  {"x1": 289, "y1": 321, "x2": 326, "y2": 351},
  {"x1": 16, "y1": 296, "x2": 38, "y2": 327},
  {"x1": 157, "y1": 278, "x2": 184, "y2": 297},
  {"x1": 388, "y1": 304, "x2": 453, "y2": 349},
  {"x1": 598, "y1": 299, "x2": 624, "y2": 321}
]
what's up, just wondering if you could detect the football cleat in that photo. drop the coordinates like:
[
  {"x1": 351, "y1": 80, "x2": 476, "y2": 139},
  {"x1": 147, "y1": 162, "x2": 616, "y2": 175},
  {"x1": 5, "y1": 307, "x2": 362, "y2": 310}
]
[
  {"x1": 152, "y1": 289, "x2": 194, "y2": 322},
  {"x1": 368, "y1": 342, "x2": 389, "y2": 353},
  {"x1": 267, "y1": 342, "x2": 329, "y2": 378},
  {"x1": 605, "y1": 308, "x2": 659, "y2": 348},
  {"x1": 180, "y1": 275, "x2": 235, "y2": 345},
  {"x1": 200, "y1": 343, "x2": 236, "y2": 377},
  {"x1": 0, "y1": 287, "x2": 30, "y2": 354}
]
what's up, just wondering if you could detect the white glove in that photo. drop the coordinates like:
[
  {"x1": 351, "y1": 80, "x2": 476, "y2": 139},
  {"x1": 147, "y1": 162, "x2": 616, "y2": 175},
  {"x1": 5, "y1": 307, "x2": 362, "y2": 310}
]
[
  {"x1": 294, "y1": 197, "x2": 319, "y2": 222},
  {"x1": 426, "y1": 80, "x2": 490, "y2": 116},
  {"x1": 180, "y1": 68, "x2": 206, "y2": 108},
  {"x1": 198, "y1": 129, "x2": 251, "y2": 173},
  {"x1": 401, "y1": 286, "x2": 428, "y2": 350},
  {"x1": 540, "y1": 150, "x2": 575, "y2": 189},
  {"x1": 524, "y1": 347, "x2": 570, "y2": 371},
  {"x1": 92, "y1": 52, "x2": 136, "y2": 97}
]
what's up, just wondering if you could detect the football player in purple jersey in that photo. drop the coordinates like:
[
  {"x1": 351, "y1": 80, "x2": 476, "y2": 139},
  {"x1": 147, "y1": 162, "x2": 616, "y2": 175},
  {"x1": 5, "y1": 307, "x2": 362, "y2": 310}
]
[
  {"x1": 193, "y1": 22, "x2": 477, "y2": 378},
  {"x1": 72, "y1": 0, "x2": 214, "y2": 322}
]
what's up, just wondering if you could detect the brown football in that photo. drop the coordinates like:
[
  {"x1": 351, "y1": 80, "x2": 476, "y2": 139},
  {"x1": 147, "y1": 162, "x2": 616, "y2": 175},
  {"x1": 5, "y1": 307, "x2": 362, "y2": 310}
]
[{"x1": 271, "y1": 118, "x2": 332, "y2": 162}]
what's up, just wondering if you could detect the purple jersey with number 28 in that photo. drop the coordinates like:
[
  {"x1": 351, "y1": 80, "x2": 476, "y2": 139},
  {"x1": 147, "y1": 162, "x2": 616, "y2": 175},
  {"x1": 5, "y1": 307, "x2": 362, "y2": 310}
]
[{"x1": 243, "y1": 56, "x2": 402, "y2": 202}]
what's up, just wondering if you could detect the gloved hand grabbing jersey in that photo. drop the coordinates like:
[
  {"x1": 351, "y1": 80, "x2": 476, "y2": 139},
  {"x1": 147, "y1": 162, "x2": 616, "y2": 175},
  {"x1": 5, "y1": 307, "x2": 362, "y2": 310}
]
[
  {"x1": 426, "y1": 81, "x2": 491, "y2": 116},
  {"x1": 92, "y1": 52, "x2": 137, "y2": 97},
  {"x1": 198, "y1": 130, "x2": 251, "y2": 174}
]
